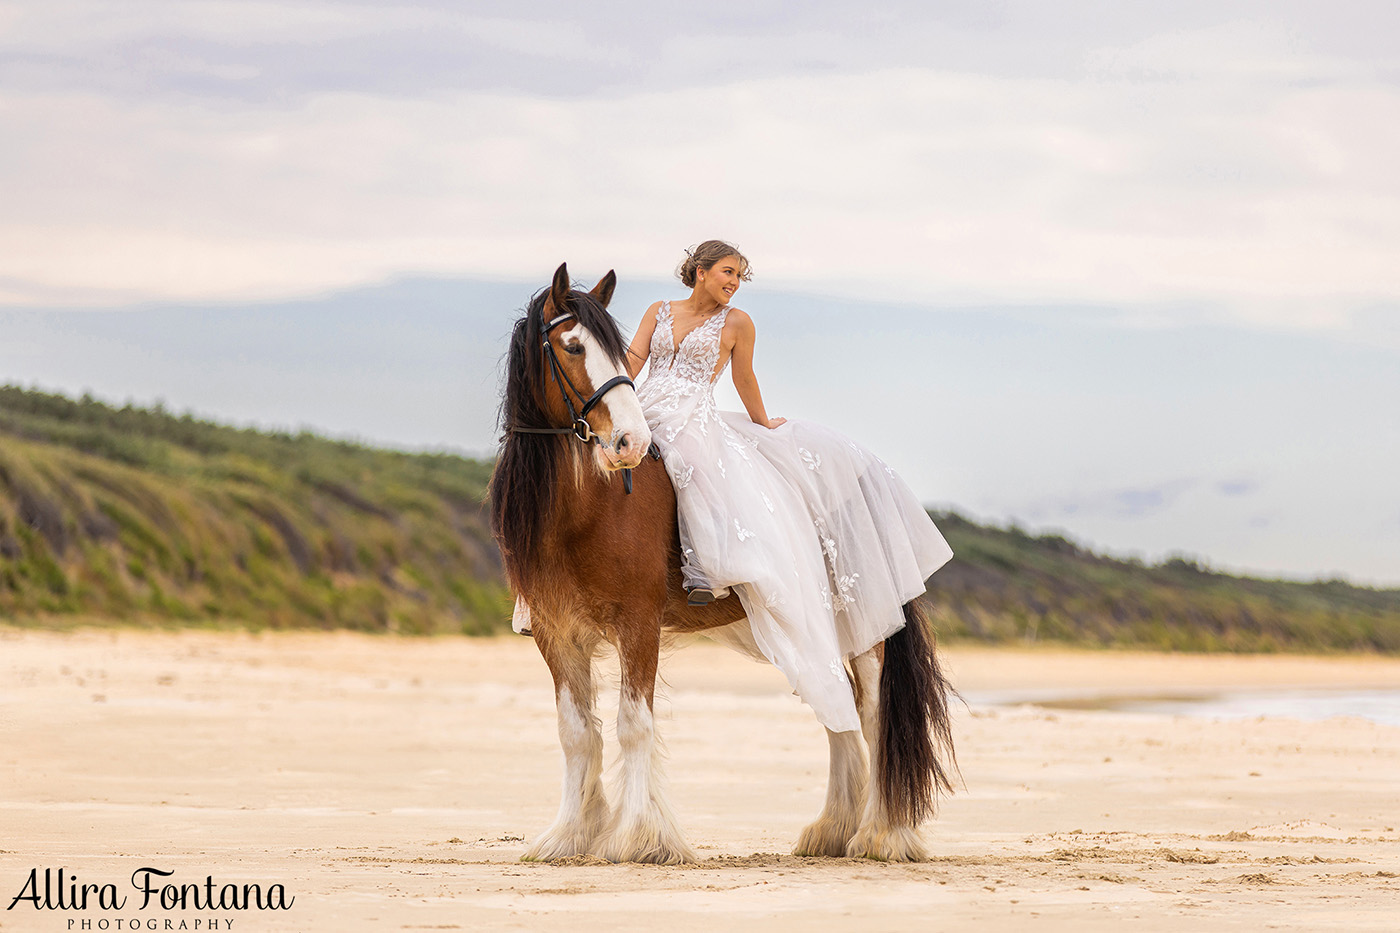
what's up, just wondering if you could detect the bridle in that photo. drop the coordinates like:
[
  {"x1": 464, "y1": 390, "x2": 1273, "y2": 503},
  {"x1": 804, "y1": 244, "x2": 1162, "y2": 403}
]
[{"x1": 510, "y1": 310, "x2": 659, "y2": 493}]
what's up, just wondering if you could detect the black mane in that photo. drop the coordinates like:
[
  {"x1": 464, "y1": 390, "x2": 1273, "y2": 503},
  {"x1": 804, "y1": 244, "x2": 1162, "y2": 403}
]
[{"x1": 489, "y1": 283, "x2": 629, "y2": 592}]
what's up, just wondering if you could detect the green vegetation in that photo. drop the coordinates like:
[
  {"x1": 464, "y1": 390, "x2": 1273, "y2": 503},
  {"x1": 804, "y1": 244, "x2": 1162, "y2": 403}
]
[
  {"x1": 924, "y1": 512, "x2": 1400, "y2": 653},
  {"x1": 3, "y1": 385, "x2": 1398, "y2": 652},
  {"x1": 0, "y1": 386, "x2": 509, "y2": 633}
]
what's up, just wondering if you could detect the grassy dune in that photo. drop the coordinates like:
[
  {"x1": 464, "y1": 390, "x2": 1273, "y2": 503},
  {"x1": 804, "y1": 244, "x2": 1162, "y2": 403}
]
[
  {"x1": 928, "y1": 513, "x2": 1400, "y2": 653},
  {"x1": 3, "y1": 385, "x2": 1398, "y2": 652},
  {"x1": 0, "y1": 386, "x2": 507, "y2": 633}
]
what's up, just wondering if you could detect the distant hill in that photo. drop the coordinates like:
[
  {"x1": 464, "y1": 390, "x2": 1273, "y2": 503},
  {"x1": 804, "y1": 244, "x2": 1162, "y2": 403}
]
[
  {"x1": 926, "y1": 513, "x2": 1400, "y2": 653},
  {"x1": 0, "y1": 386, "x2": 506, "y2": 633},
  {"x1": 3, "y1": 385, "x2": 1399, "y2": 652}
]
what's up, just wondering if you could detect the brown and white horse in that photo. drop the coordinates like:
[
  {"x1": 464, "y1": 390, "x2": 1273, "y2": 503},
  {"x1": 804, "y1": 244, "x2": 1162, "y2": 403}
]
[{"x1": 490, "y1": 263, "x2": 957, "y2": 864}]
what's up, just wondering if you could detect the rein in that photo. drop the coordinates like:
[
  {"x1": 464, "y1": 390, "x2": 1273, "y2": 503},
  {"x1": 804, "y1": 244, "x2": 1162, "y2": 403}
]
[{"x1": 511, "y1": 311, "x2": 659, "y2": 494}]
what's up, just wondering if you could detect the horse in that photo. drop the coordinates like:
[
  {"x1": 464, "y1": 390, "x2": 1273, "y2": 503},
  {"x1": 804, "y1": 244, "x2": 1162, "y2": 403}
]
[{"x1": 489, "y1": 263, "x2": 957, "y2": 864}]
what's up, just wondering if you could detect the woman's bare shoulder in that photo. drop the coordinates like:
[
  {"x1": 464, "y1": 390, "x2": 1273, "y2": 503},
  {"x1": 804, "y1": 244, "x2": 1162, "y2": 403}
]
[
  {"x1": 720, "y1": 308, "x2": 754, "y2": 352},
  {"x1": 633, "y1": 301, "x2": 664, "y2": 333}
]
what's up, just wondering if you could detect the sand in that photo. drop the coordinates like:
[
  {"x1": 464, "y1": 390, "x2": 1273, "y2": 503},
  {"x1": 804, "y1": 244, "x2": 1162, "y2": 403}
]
[{"x1": 2, "y1": 627, "x2": 1398, "y2": 932}]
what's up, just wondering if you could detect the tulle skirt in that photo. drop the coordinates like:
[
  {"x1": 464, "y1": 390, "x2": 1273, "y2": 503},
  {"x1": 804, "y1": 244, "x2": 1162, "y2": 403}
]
[{"x1": 653, "y1": 403, "x2": 953, "y2": 733}]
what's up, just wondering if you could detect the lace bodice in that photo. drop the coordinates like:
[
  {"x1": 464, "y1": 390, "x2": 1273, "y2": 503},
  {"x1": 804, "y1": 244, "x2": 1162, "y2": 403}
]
[
  {"x1": 650, "y1": 302, "x2": 729, "y2": 384},
  {"x1": 635, "y1": 301, "x2": 731, "y2": 424}
]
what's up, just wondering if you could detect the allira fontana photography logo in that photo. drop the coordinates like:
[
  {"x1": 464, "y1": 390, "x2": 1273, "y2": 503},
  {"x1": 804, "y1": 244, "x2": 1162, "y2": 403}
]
[{"x1": 7, "y1": 867, "x2": 294, "y2": 929}]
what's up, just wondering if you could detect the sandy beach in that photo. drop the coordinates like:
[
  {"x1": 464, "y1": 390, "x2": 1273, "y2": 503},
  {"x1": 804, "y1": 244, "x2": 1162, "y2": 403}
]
[{"x1": 2, "y1": 627, "x2": 1398, "y2": 932}]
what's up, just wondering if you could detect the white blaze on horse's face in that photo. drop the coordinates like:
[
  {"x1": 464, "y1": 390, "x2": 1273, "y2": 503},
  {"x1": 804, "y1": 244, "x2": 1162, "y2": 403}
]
[{"x1": 561, "y1": 323, "x2": 651, "y2": 471}]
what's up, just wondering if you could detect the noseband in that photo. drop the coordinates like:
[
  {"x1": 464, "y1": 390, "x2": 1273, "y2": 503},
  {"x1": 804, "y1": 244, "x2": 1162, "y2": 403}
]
[{"x1": 510, "y1": 311, "x2": 659, "y2": 494}]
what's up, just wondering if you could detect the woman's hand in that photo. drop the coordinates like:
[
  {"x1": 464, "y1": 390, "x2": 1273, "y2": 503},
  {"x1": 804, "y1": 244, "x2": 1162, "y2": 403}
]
[{"x1": 765, "y1": 417, "x2": 787, "y2": 429}]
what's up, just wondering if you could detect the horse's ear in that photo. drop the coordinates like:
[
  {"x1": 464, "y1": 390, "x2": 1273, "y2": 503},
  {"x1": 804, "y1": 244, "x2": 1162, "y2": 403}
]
[
  {"x1": 588, "y1": 270, "x2": 617, "y2": 309},
  {"x1": 548, "y1": 263, "x2": 570, "y2": 313}
]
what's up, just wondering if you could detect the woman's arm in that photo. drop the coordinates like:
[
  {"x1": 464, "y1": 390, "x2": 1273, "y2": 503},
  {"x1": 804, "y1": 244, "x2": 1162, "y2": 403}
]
[
  {"x1": 726, "y1": 310, "x2": 786, "y2": 429},
  {"x1": 625, "y1": 301, "x2": 662, "y2": 379}
]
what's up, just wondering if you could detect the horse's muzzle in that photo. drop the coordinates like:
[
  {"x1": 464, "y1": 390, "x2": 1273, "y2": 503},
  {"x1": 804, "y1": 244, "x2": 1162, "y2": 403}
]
[{"x1": 599, "y1": 429, "x2": 648, "y2": 471}]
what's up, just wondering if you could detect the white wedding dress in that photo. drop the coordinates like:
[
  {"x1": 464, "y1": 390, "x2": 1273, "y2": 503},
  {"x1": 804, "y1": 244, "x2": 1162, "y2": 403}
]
[{"x1": 631, "y1": 302, "x2": 954, "y2": 733}]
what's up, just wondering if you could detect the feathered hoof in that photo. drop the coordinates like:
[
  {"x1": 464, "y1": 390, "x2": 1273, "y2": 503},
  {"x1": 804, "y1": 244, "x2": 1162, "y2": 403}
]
[
  {"x1": 598, "y1": 820, "x2": 698, "y2": 865},
  {"x1": 793, "y1": 816, "x2": 858, "y2": 858},
  {"x1": 845, "y1": 823, "x2": 928, "y2": 862},
  {"x1": 521, "y1": 823, "x2": 601, "y2": 862}
]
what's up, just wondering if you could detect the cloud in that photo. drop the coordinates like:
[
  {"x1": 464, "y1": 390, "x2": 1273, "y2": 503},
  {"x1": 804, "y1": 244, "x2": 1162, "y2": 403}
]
[
  {"x1": 2, "y1": 4, "x2": 1399, "y2": 327},
  {"x1": 1019, "y1": 475, "x2": 1267, "y2": 526},
  {"x1": 9, "y1": 2, "x2": 1397, "y2": 99},
  {"x1": 1020, "y1": 478, "x2": 1199, "y2": 521},
  {"x1": 1216, "y1": 477, "x2": 1261, "y2": 497}
]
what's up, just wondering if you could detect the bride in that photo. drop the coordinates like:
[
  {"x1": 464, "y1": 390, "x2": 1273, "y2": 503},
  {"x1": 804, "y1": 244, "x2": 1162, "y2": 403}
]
[{"x1": 518, "y1": 240, "x2": 953, "y2": 734}]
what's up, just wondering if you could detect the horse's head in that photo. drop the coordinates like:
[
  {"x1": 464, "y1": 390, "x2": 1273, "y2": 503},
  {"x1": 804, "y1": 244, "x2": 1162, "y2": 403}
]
[{"x1": 516, "y1": 262, "x2": 651, "y2": 472}]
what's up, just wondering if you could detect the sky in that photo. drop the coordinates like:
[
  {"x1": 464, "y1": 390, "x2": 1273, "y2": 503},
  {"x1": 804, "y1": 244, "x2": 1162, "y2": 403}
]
[{"x1": 1, "y1": 1, "x2": 1397, "y2": 584}]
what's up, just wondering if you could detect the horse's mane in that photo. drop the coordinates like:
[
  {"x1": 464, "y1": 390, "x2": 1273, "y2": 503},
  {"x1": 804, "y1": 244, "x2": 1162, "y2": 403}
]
[{"x1": 489, "y1": 284, "x2": 630, "y2": 594}]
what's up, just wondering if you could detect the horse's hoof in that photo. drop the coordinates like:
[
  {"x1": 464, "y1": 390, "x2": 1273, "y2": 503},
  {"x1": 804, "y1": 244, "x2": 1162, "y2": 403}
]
[
  {"x1": 846, "y1": 824, "x2": 928, "y2": 862},
  {"x1": 601, "y1": 841, "x2": 697, "y2": 865},
  {"x1": 600, "y1": 818, "x2": 698, "y2": 865},
  {"x1": 793, "y1": 817, "x2": 858, "y2": 858},
  {"x1": 522, "y1": 832, "x2": 591, "y2": 862}
]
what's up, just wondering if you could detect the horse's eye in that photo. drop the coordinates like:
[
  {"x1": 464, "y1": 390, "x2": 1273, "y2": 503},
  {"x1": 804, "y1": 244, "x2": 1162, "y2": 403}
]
[{"x1": 564, "y1": 344, "x2": 584, "y2": 356}]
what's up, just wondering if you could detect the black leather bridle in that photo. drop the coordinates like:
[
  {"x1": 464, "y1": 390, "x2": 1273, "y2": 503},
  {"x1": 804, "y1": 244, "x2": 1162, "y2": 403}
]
[{"x1": 511, "y1": 311, "x2": 659, "y2": 493}]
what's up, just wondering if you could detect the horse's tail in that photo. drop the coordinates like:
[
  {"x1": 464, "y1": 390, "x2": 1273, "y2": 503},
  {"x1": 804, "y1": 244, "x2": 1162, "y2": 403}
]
[{"x1": 877, "y1": 599, "x2": 959, "y2": 827}]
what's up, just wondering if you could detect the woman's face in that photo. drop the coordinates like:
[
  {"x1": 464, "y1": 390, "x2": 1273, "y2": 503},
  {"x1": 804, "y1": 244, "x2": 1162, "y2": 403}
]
[{"x1": 697, "y1": 254, "x2": 744, "y2": 306}]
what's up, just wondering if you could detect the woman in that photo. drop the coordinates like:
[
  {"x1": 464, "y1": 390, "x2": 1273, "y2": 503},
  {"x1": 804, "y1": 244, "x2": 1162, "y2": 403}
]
[
  {"x1": 641, "y1": 240, "x2": 955, "y2": 731},
  {"x1": 518, "y1": 240, "x2": 953, "y2": 734}
]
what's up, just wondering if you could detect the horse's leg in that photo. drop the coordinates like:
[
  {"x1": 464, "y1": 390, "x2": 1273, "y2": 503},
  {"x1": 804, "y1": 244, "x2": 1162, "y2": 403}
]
[
  {"x1": 522, "y1": 626, "x2": 610, "y2": 861},
  {"x1": 845, "y1": 645, "x2": 926, "y2": 861},
  {"x1": 792, "y1": 726, "x2": 868, "y2": 857},
  {"x1": 598, "y1": 616, "x2": 698, "y2": 865},
  {"x1": 847, "y1": 603, "x2": 958, "y2": 862}
]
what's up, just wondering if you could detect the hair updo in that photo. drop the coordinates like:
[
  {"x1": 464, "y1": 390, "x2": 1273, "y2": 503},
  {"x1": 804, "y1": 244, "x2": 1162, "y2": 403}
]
[{"x1": 676, "y1": 240, "x2": 753, "y2": 288}]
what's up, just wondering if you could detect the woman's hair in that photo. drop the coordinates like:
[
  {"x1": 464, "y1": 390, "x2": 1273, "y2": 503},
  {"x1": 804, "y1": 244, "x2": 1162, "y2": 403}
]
[{"x1": 676, "y1": 240, "x2": 752, "y2": 288}]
